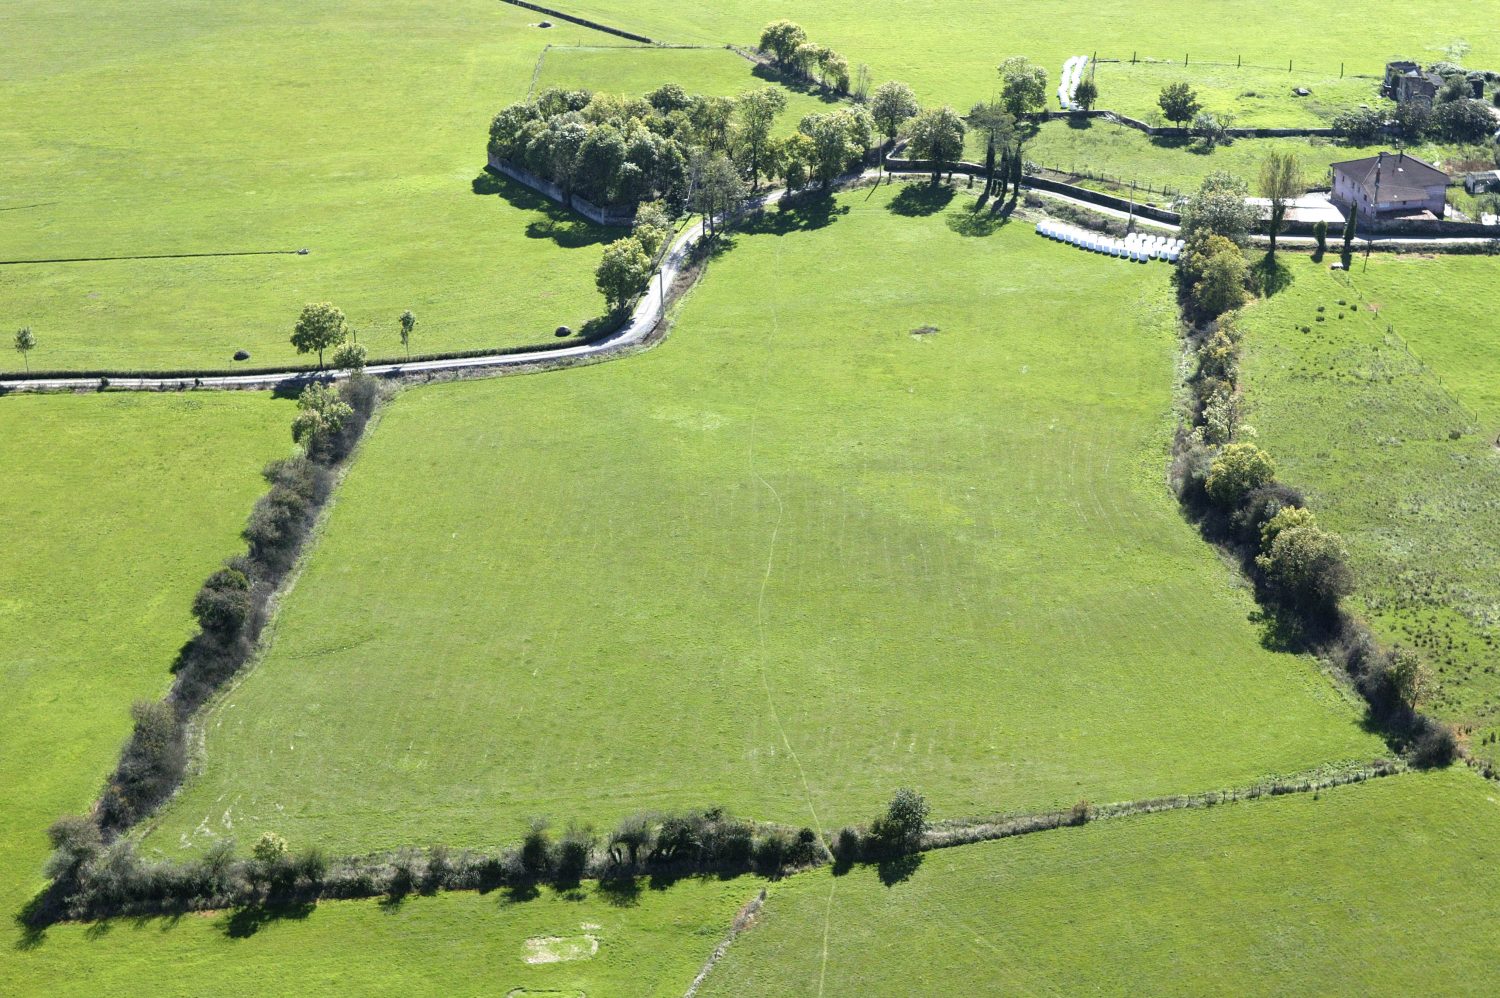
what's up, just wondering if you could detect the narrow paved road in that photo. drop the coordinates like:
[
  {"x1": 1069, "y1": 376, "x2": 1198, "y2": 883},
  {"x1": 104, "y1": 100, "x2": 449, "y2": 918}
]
[{"x1": 0, "y1": 182, "x2": 791, "y2": 393}]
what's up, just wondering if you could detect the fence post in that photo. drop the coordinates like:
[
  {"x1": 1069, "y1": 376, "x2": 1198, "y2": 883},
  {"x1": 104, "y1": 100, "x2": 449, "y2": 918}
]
[
  {"x1": 1185, "y1": 53, "x2": 1189, "y2": 66},
  {"x1": 1340, "y1": 62, "x2": 1344, "y2": 78},
  {"x1": 1237, "y1": 54, "x2": 1241, "y2": 68},
  {"x1": 1289, "y1": 59, "x2": 1293, "y2": 72}
]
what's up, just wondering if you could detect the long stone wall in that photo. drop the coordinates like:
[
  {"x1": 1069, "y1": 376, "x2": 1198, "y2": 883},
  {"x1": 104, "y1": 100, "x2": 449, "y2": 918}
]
[{"x1": 486, "y1": 152, "x2": 636, "y2": 227}]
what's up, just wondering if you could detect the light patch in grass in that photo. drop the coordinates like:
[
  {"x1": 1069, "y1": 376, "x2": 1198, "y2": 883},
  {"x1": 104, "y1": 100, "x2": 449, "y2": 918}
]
[{"x1": 524, "y1": 934, "x2": 601, "y2": 964}]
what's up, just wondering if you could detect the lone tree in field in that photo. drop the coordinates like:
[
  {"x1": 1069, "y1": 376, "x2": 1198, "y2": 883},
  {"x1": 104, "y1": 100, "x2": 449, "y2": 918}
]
[
  {"x1": 999, "y1": 57, "x2": 1048, "y2": 116},
  {"x1": 758, "y1": 20, "x2": 807, "y2": 70},
  {"x1": 870, "y1": 81, "x2": 919, "y2": 144},
  {"x1": 1258, "y1": 151, "x2": 1303, "y2": 256},
  {"x1": 734, "y1": 87, "x2": 789, "y2": 190},
  {"x1": 291, "y1": 302, "x2": 348, "y2": 368},
  {"x1": 1073, "y1": 77, "x2": 1099, "y2": 110},
  {"x1": 1158, "y1": 82, "x2": 1201, "y2": 126},
  {"x1": 908, "y1": 106, "x2": 966, "y2": 184},
  {"x1": 13, "y1": 326, "x2": 36, "y2": 371},
  {"x1": 595, "y1": 236, "x2": 653, "y2": 312},
  {"x1": 399, "y1": 310, "x2": 416, "y2": 358}
]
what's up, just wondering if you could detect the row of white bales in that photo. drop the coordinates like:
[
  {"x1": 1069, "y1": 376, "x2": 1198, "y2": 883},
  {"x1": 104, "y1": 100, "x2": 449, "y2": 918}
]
[{"x1": 1035, "y1": 220, "x2": 1184, "y2": 263}]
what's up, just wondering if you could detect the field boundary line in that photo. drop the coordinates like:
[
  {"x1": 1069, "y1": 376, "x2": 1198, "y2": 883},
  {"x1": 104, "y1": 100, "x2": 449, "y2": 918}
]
[
  {"x1": 682, "y1": 888, "x2": 768, "y2": 998},
  {"x1": 0, "y1": 249, "x2": 305, "y2": 266},
  {"x1": 498, "y1": 0, "x2": 655, "y2": 45}
]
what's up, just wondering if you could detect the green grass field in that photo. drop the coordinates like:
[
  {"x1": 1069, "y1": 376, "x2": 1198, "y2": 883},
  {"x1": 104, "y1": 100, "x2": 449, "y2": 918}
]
[
  {"x1": 553, "y1": 0, "x2": 1500, "y2": 110},
  {"x1": 1089, "y1": 59, "x2": 1388, "y2": 128},
  {"x1": 8, "y1": 881, "x2": 750, "y2": 997},
  {"x1": 0, "y1": 393, "x2": 278, "y2": 973},
  {"x1": 699, "y1": 769, "x2": 1500, "y2": 995},
  {"x1": 984, "y1": 120, "x2": 1487, "y2": 205},
  {"x1": 1238, "y1": 252, "x2": 1500, "y2": 752},
  {"x1": 534, "y1": 45, "x2": 836, "y2": 137},
  {"x1": 143, "y1": 183, "x2": 1380, "y2": 859},
  {"x1": 0, "y1": 1, "x2": 630, "y2": 373}
]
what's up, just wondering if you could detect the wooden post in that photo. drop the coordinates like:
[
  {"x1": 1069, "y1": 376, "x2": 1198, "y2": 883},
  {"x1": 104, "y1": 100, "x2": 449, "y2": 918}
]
[
  {"x1": 1237, "y1": 55, "x2": 1241, "y2": 68},
  {"x1": 1185, "y1": 53, "x2": 1189, "y2": 66},
  {"x1": 1340, "y1": 62, "x2": 1344, "y2": 78}
]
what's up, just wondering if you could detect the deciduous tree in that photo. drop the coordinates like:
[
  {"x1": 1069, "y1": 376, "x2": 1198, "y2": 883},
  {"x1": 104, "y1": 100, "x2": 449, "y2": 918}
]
[
  {"x1": 1258, "y1": 150, "x2": 1303, "y2": 256},
  {"x1": 734, "y1": 87, "x2": 789, "y2": 190},
  {"x1": 595, "y1": 236, "x2": 653, "y2": 312},
  {"x1": 399, "y1": 310, "x2": 416, "y2": 358},
  {"x1": 758, "y1": 20, "x2": 807, "y2": 69},
  {"x1": 999, "y1": 57, "x2": 1048, "y2": 116},
  {"x1": 908, "y1": 106, "x2": 966, "y2": 184},
  {"x1": 13, "y1": 325, "x2": 36, "y2": 371},
  {"x1": 290, "y1": 302, "x2": 348, "y2": 368},
  {"x1": 870, "y1": 81, "x2": 919, "y2": 143},
  {"x1": 1158, "y1": 81, "x2": 1201, "y2": 125}
]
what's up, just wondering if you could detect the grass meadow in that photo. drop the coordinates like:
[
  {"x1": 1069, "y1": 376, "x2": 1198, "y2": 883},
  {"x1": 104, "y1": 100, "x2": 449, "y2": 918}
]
[
  {"x1": 1238, "y1": 252, "x2": 1500, "y2": 754},
  {"x1": 0, "y1": 3, "x2": 767, "y2": 372},
  {"x1": 0, "y1": 392, "x2": 744, "y2": 995},
  {"x1": 986, "y1": 120, "x2": 1488, "y2": 206},
  {"x1": 8, "y1": 882, "x2": 750, "y2": 997},
  {"x1": 699, "y1": 769, "x2": 1500, "y2": 996},
  {"x1": 1088, "y1": 59, "x2": 1388, "y2": 128},
  {"x1": 554, "y1": 0, "x2": 1499, "y2": 110},
  {"x1": 145, "y1": 182, "x2": 1381, "y2": 859}
]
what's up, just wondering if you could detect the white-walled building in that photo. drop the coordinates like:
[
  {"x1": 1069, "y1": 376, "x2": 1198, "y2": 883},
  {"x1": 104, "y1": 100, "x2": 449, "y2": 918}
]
[{"x1": 1330, "y1": 152, "x2": 1448, "y2": 221}]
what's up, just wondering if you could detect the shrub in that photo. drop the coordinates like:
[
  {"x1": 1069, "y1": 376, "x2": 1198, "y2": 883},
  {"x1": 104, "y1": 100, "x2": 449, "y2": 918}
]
[
  {"x1": 1231, "y1": 482, "x2": 1304, "y2": 547},
  {"x1": 192, "y1": 567, "x2": 252, "y2": 637},
  {"x1": 520, "y1": 820, "x2": 553, "y2": 877},
  {"x1": 1205, "y1": 443, "x2": 1276, "y2": 507},
  {"x1": 1255, "y1": 523, "x2": 1353, "y2": 610},
  {"x1": 556, "y1": 826, "x2": 593, "y2": 883},
  {"x1": 753, "y1": 829, "x2": 792, "y2": 872},
  {"x1": 608, "y1": 814, "x2": 653, "y2": 866},
  {"x1": 103, "y1": 700, "x2": 186, "y2": 827},
  {"x1": 1331, "y1": 107, "x2": 1383, "y2": 143},
  {"x1": 1070, "y1": 799, "x2": 1094, "y2": 825},
  {"x1": 1387, "y1": 647, "x2": 1432, "y2": 709},
  {"x1": 252, "y1": 831, "x2": 288, "y2": 864},
  {"x1": 1408, "y1": 716, "x2": 1457, "y2": 768},
  {"x1": 1312, "y1": 220, "x2": 1328, "y2": 255},
  {"x1": 1259, "y1": 505, "x2": 1316, "y2": 550},
  {"x1": 44, "y1": 816, "x2": 102, "y2": 883},
  {"x1": 832, "y1": 826, "x2": 862, "y2": 862},
  {"x1": 1433, "y1": 98, "x2": 1495, "y2": 142},
  {"x1": 868, "y1": 788, "x2": 929, "y2": 856},
  {"x1": 1196, "y1": 329, "x2": 1238, "y2": 382}
]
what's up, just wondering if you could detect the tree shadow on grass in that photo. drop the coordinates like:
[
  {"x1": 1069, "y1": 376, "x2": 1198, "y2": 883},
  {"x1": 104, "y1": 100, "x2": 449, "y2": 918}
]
[
  {"x1": 949, "y1": 204, "x2": 1010, "y2": 237},
  {"x1": 887, "y1": 183, "x2": 954, "y2": 217},
  {"x1": 749, "y1": 63, "x2": 842, "y2": 104},
  {"x1": 739, "y1": 193, "x2": 849, "y2": 235},
  {"x1": 596, "y1": 874, "x2": 643, "y2": 908},
  {"x1": 471, "y1": 171, "x2": 623, "y2": 248},
  {"x1": 1252, "y1": 252, "x2": 1295, "y2": 297},
  {"x1": 876, "y1": 852, "x2": 923, "y2": 886},
  {"x1": 1067, "y1": 115, "x2": 1093, "y2": 130},
  {"x1": 222, "y1": 899, "x2": 314, "y2": 939}
]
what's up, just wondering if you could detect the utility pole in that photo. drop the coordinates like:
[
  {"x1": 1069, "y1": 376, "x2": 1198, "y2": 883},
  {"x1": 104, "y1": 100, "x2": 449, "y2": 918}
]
[{"x1": 1365, "y1": 151, "x2": 1383, "y2": 270}]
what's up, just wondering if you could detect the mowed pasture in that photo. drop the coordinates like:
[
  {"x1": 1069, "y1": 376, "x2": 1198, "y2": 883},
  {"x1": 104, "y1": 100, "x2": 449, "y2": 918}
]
[
  {"x1": 0, "y1": 394, "x2": 284, "y2": 958},
  {"x1": 7, "y1": 881, "x2": 749, "y2": 997},
  {"x1": 147, "y1": 183, "x2": 1381, "y2": 858},
  {"x1": 0, "y1": 1, "x2": 625, "y2": 372},
  {"x1": 699, "y1": 769, "x2": 1500, "y2": 996},
  {"x1": 1238, "y1": 254, "x2": 1500, "y2": 754},
  {"x1": 533, "y1": 45, "x2": 836, "y2": 137},
  {"x1": 1088, "y1": 59, "x2": 1387, "y2": 128},
  {"x1": 552, "y1": 0, "x2": 1500, "y2": 109}
]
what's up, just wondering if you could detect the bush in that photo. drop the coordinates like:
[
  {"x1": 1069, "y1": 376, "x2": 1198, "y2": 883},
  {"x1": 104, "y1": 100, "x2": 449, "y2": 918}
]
[
  {"x1": 1432, "y1": 98, "x2": 1494, "y2": 142},
  {"x1": 102, "y1": 700, "x2": 186, "y2": 828},
  {"x1": 1255, "y1": 523, "x2": 1353, "y2": 610},
  {"x1": 1204, "y1": 442, "x2": 1276, "y2": 507},
  {"x1": 520, "y1": 820, "x2": 553, "y2": 878},
  {"x1": 44, "y1": 816, "x2": 102, "y2": 883},
  {"x1": 1230, "y1": 482, "x2": 1304, "y2": 547},
  {"x1": 556, "y1": 826, "x2": 592, "y2": 883},
  {"x1": 1408, "y1": 717, "x2": 1457, "y2": 768},
  {"x1": 868, "y1": 788, "x2": 929, "y2": 856},
  {"x1": 192, "y1": 568, "x2": 252, "y2": 637},
  {"x1": 1331, "y1": 107, "x2": 1383, "y2": 143},
  {"x1": 753, "y1": 829, "x2": 792, "y2": 872},
  {"x1": 1259, "y1": 505, "x2": 1316, "y2": 551},
  {"x1": 832, "y1": 826, "x2": 862, "y2": 863}
]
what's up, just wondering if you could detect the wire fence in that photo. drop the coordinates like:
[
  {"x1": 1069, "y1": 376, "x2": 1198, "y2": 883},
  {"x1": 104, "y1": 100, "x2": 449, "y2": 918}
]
[
  {"x1": 1098, "y1": 52, "x2": 1377, "y2": 78},
  {"x1": 1033, "y1": 163, "x2": 1184, "y2": 201}
]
